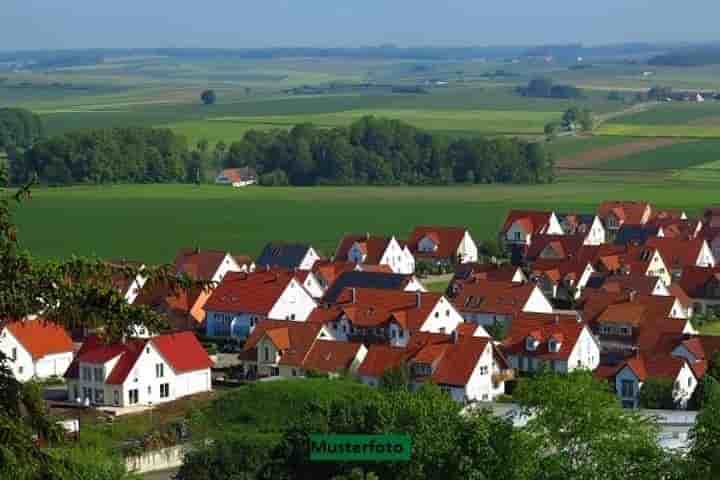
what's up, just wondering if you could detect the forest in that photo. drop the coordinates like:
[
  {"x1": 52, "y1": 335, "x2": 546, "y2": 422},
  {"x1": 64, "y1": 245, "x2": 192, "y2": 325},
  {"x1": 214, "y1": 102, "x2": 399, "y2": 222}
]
[
  {"x1": 8, "y1": 116, "x2": 555, "y2": 186},
  {"x1": 0, "y1": 108, "x2": 44, "y2": 150}
]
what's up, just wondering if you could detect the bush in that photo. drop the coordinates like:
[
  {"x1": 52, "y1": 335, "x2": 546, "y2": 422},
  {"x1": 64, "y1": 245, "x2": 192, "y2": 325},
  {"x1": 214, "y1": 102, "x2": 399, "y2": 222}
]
[
  {"x1": 638, "y1": 377, "x2": 676, "y2": 410},
  {"x1": 259, "y1": 169, "x2": 289, "y2": 186}
]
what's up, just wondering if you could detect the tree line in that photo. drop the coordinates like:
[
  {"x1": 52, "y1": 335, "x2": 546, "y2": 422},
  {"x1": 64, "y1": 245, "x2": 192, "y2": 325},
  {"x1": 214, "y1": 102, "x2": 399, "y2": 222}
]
[
  {"x1": 0, "y1": 108, "x2": 44, "y2": 151},
  {"x1": 649, "y1": 47, "x2": 720, "y2": 67},
  {"x1": 516, "y1": 77, "x2": 584, "y2": 99},
  {"x1": 222, "y1": 116, "x2": 555, "y2": 186}
]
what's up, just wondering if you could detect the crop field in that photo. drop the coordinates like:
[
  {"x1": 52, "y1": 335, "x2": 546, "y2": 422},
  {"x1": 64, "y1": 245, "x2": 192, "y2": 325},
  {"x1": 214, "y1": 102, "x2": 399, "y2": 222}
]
[
  {"x1": 594, "y1": 139, "x2": 720, "y2": 170},
  {"x1": 11, "y1": 181, "x2": 720, "y2": 263},
  {"x1": 598, "y1": 124, "x2": 720, "y2": 138}
]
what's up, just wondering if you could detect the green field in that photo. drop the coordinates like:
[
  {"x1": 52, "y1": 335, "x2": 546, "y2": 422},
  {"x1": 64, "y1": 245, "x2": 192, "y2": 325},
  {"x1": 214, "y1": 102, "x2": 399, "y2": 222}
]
[
  {"x1": 599, "y1": 123, "x2": 720, "y2": 138},
  {"x1": 12, "y1": 182, "x2": 720, "y2": 262},
  {"x1": 596, "y1": 139, "x2": 720, "y2": 170}
]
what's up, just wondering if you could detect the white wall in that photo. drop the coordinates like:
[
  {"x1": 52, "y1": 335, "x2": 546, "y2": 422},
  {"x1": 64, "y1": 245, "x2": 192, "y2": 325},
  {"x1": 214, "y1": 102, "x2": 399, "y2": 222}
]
[
  {"x1": 35, "y1": 352, "x2": 74, "y2": 379},
  {"x1": 457, "y1": 231, "x2": 479, "y2": 263},
  {"x1": 697, "y1": 241, "x2": 716, "y2": 268},
  {"x1": 583, "y1": 217, "x2": 606, "y2": 246},
  {"x1": 299, "y1": 248, "x2": 321, "y2": 271},
  {"x1": 646, "y1": 251, "x2": 671, "y2": 286},
  {"x1": 379, "y1": 238, "x2": 415, "y2": 274},
  {"x1": 0, "y1": 328, "x2": 73, "y2": 382},
  {"x1": 464, "y1": 343, "x2": 502, "y2": 402},
  {"x1": 523, "y1": 287, "x2": 554, "y2": 314},
  {"x1": 567, "y1": 328, "x2": 600, "y2": 372},
  {"x1": 268, "y1": 279, "x2": 317, "y2": 322},
  {"x1": 505, "y1": 222, "x2": 531, "y2": 245},
  {"x1": 212, "y1": 254, "x2": 244, "y2": 283},
  {"x1": 418, "y1": 297, "x2": 466, "y2": 335}
]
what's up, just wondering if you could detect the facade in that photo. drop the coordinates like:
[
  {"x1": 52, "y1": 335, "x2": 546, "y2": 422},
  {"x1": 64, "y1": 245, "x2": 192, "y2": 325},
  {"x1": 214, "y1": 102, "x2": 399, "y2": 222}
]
[
  {"x1": 0, "y1": 320, "x2": 74, "y2": 382},
  {"x1": 204, "y1": 271, "x2": 317, "y2": 339},
  {"x1": 335, "y1": 234, "x2": 415, "y2": 274},
  {"x1": 64, "y1": 332, "x2": 213, "y2": 407},
  {"x1": 613, "y1": 355, "x2": 697, "y2": 409},
  {"x1": 407, "y1": 226, "x2": 478, "y2": 264}
]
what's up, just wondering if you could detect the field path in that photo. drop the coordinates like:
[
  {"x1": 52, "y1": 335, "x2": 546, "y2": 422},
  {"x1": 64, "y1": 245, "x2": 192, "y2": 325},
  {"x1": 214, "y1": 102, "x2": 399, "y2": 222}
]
[
  {"x1": 595, "y1": 101, "x2": 658, "y2": 126},
  {"x1": 556, "y1": 138, "x2": 687, "y2": 168}
]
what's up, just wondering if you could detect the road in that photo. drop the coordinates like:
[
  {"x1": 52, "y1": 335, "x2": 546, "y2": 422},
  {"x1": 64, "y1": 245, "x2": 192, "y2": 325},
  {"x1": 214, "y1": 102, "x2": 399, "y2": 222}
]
[{"x1": 142, "y1": 468, "x2": 178, "y2": 480}]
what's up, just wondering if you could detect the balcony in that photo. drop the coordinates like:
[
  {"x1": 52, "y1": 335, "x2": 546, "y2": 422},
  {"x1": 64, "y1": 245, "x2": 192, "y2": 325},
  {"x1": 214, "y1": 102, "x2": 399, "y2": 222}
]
[{"x1": 493, "y1": 369, "x2": 515, "y2": 384}]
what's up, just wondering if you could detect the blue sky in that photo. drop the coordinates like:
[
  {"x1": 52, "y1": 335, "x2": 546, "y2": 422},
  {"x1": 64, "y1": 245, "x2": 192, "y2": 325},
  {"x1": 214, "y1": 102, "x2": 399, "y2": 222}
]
[{"x1": 3, "y1": 0, "x2": 719, "y2": 50}]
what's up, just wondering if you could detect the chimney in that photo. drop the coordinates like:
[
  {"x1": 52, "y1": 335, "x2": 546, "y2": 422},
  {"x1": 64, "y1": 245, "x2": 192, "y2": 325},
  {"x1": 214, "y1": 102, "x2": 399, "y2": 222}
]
[
  {"x1": 415, "y1": 291, "x2": 422, "y2": 308},
  {"x1": 351, "y1": 287, "x2": 357, "y2": 304}
]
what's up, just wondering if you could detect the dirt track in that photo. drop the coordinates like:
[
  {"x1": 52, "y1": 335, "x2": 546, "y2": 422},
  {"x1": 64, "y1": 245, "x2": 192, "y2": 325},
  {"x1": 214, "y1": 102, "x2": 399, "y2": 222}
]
[{"x1": 557, "y1": 138, "x2": 687, "y2": 167}]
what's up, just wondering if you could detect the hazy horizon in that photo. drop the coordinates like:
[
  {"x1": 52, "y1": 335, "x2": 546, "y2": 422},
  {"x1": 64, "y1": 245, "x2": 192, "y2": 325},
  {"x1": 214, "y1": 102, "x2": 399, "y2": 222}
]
[{"x1": 4, "y1": 0, "x2": 720, "y2": 50}]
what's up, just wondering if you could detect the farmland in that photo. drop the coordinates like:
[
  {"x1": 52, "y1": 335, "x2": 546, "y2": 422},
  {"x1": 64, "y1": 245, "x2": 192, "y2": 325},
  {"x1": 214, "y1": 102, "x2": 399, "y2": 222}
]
[{"x1": 12, "y1": 181, "x2": 720, "y2": 263}]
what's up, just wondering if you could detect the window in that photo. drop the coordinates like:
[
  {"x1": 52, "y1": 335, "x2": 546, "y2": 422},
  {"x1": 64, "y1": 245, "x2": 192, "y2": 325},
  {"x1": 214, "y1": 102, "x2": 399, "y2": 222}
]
[
  {"x1": 620, "y1": 380, "x2": 634, "y2": 398},
  {"x1": 73, "y1": 385, "x2": 79, "y2": 400},
  {"x1": 82, "y1": 366, "x2": 92, "y2": 381},
  {"x1": 292, "y1": 369, "x2": 297, "y2": 377},
  {"x1": 114, "y1": 391, "x2": 120, "y2": 406},
  {"x1": 479, "y1": 366, "x2": 489, "y2": 375},
  {"x1": 398, "y1": 329, "x2": 404, "y2": 338},
  {"x1": 10, "y1": 347, "x2": 16, "y2": 362},
  {"x1": 446, "y1": 310, "x2": 450, "y2": 317},
  {"x1": 18, "y1": 366, "x2": 23, "y2": 375},
  {"x1": 435, "y1": 312, "x2": 439, "y2": 318},
  {"x1": 160, "y1": 383, "x2": 170, "y2": 398},
  {"x1": 513, "y1": 231, "x2": 521, "y2": 241},
  {"x1": 290, "y1": 314, "x2": 296, "y2": 321},
  {"x1": 147, "y1": 385, "x2": 152, "y2": 396},
  {"x1": 129, "y1": 389, "x2": 139, "y2": 405},
  {"x1": 156, "y1": 363, "x2": 164, "y2": 378},
  {"x1": 688, "y1": 377, "x2": 693, "y2": 387},
  {"x1": 146, "y1": 347, "x2": 150, "y2": 354},
  {"x1": 264, "y1": 347, "x2": 270, "y2": 362},
  {"x1": 93, "y1": 367, "x2": 103, "y2": 382},
  {"x1": 391, "y1": 330, "x2": 396, "y2": 339},
  {"x1": 83, "y1": 387, "x2": 92, "y2": 401},
  {"x1": 95, "y1": 389, "x2": 104, "y2": 404},
  {"x1": 271, "y1": 367, "x2": 279, "y2": 377}
]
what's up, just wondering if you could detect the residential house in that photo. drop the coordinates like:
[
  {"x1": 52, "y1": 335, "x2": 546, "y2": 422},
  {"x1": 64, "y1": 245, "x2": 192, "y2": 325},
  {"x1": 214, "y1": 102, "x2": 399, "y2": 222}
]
[
  {"x1": 583, "y1": 272, "x2": 670, "y2": 298},
  {"x1": 64, "y1": 332, "x2": 213, "y2": 407},
  {"x1": 529, "y1": 259, "x2": 595, "y2": 300},
  {"x1": 357, "y1": 345, "x2": 408, "y2": 387},
  {"x1": 134, "y1": 284, "x2": 213, "y2": 332},
  {"x1": 613, "y1": 224, "x2": 662, "y2": 247},
  {"x1": 0, "y1": 320, "x2": 74, "y2": 382},
  {"x1": 309, "y1": 288, "x2": 472, "y2": 347},
  {"x1": 256, "y1": 242, "x2": 320, "y2": 271},
  {"x1": 557, "y1": 213, "x2": 606, "y2": 245},
  {"x1": 499, "y1": 210, "x2": 563, "y2": 252},
  {"x1": 322, "y1": 270, "x2": 426, "y2": 303},
  {"x1": 646, "y1": 237, "x2": 716, "y2": 279},
  {"x1": 335, "y1": 234, "x2": 414, "y2": 274},
  {"x1": 597, "y1": 201, "x2": 653, "y2": 238},
  {"x1": 215, "y1": 167, "x2": 257, "y2": 187},
  {"x1": 109, "y1": 260, "x2": 147, "y2": 304},
  {"x1": 451, "y1": 263, "x2": 527, "y2": 287},
  {"x1": 524, "y1": 234, "x2": 585, "y2": 263},
  {"x1": 451, "y1": 279, "x2": 554, "y2": 328},
  {"x1": 700, "y1": 227, "x2": 720, "y2": 261},
  {"x1": 406, "y1": 226, "x2": 478, "y2": 265},
  {"x1": 204, "y1": 271, "x2": 317, "y2": 338},
  {"x1": 238, "y1": 320, "x2": 364, "y2": 378},
  {"x1": 174, "y1": 248, "x2": 245, "y2": 283},
  {"x1": 612, "y1": 354, "x2": 697, "y2": 409},
  {"x1": 679, "y1": 266, "x2": 720, "y2": 315},
  {"x1": 671, "y1": 334, "x2": 720, "y2": 377},
  {"x1": 501, "y1": 313, "x2": 600, "y2": 374}
]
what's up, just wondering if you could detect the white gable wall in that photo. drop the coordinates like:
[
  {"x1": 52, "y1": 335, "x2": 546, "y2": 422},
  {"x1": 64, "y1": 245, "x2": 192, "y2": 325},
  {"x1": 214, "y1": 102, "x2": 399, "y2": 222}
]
[
  {"x1": 547, "y1": 213, "x2": 565, "y2": 235},
  {"x1": 212, "y1": 254, "x2": 244, "y2": 284},
  {"x1": 419, "y1": 297, "x2": 469, "y2": 335},
  {"x1": 0, "y1": 328, "x2": 73, "y2": 382},
  {"x1": 522, "y1": 286, "x2": 554, "y2": 314},
  {"x1": 299, "y1": 248, "x2": 321, "y2": 271},
  {"x1": 505, "y1": 222, "x2": 531, "y2": 245},
  {"x1": 457, "y1": 231, "x2": 479, "y2": 263},
  {"x1": 696, "y1": 241, "x2": 716, "y2": 268},
  {"x1": 583, "y1": 217, "x2": 606, "y2": 246},
  {"x1": 268, "y1": 279, "x2": 317, "y2": 322},
  {"x1": 566, "y1": 327, "x2": 600, "y2": 372}
]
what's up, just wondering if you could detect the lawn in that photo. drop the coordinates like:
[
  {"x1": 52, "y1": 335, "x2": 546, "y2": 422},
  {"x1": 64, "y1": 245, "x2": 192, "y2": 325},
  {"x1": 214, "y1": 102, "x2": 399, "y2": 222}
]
[{"x1": 12, "y1": 182, "x2": 720, "y2": 263}]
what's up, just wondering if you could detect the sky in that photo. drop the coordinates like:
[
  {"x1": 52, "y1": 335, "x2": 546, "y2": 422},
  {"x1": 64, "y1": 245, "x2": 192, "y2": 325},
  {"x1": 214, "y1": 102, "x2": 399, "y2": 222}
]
[{"x1": 3, "y1": 0, "x2": 720, "y2": 50}]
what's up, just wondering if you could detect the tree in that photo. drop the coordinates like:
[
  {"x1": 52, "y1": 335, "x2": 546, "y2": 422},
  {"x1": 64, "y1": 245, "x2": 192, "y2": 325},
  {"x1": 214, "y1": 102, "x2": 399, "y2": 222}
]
[
  {"x1": 379, "y1": 363, "x2": 411, "y2": 391},
  {"x1": 525, "y1": 77, "x2": 553, "y2": 98},
  {"x1": 687, "y1": 377, "x2": 720, "y2": 479},
  {"x1": 638, "y1": 377, "x2": 676, "y2": 409},
  {"x1": 200, "y1": 89, "x2": 217, "y2": 105},
  {"x1": 562, "y1": 107, "x2": 580, "y2": 129},
  {"x1": 514, "y1": 370, "x2": 673, "y2": 480},
  {"x1": 544, "y1": 121, "x2": 561, "y2": 139},
  {"x1": 578, "y1": 108, "x2": 595, "y2": 131}
]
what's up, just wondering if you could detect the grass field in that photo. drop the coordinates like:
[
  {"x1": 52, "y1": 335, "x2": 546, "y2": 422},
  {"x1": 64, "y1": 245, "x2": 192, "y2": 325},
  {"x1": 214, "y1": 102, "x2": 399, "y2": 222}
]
[
  {"x1": 598, "y1": 123, "x2": 720, "y2": 138},
  {"x1": 595, "y1": 139, "x2": 720, "y2": 170},
  {"x1": 11, "y1": 182, "x2": 720, "y2": 262}
]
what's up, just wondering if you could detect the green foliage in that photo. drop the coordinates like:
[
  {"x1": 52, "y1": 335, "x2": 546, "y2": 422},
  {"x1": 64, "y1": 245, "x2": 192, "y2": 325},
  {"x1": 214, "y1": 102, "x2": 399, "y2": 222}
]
[
  {"x1": 379, "y1": 363, "x2": 411, "y2": 392},
  {"x1": 201, "y1": 89, "x2": 217, "y2": 105},
  {"x1": 0, "y1": 108, "x2": 44, "y2": 150},
  {"x1": 259, "y1": 169, "x2": 290, "y2": 186},
  {"x1": 687, "y1": 377, "x2": 720, "y2": 479},
  {"x1": 486, "y1": 320, "x2": 508, "y2": 341},
  {"x1": 515, "y1": 370, "x2": 672, "y2": 480},
  {"x1": 519, "y1": 77, "x2": 583, "y2": 100},
  {"x1": 638, "y1": 377, "x2": 676, "y2": 410},
  {"x1": 222, "y1": 116, "x2": 554, "y2": 186},
  {"x1": 331, "y1": 468, "x2": 379, "y2": 480}
]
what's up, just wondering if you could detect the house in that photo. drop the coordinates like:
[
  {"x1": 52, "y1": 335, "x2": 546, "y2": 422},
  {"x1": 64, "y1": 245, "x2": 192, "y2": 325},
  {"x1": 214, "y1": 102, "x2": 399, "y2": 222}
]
[
  {"x1": 529, "y1": 259, "x2": 595, "y2": 300},
  {"x1": 671, "y1": 334, "x2": 720, "y2": 376},
  {"x1": 0, "y1": 320, "x2": 74, "y2": 382},
  {"x1": 499, "y1": 210, "x2": 563, "y2": 250},
  {"x1": 292, "y1": 269, "x2": 326, "y2": 299},
  {"x1": 406, "y1": 226, "x2": 478, "y2": 265},
  {"x1": 358, "y1": 331, "x2": 511, "y2": 403},
  {"x1": 174, "y1": 248, "x2": 245, "y2": 283},
  {"x1": 334, "y1": 234, "x2": 415, "y2": 274},
  {"x1": 501, "y1": 313, "x2": 600, "y2": 374},
  {"x1": 204, "y1": 271, "x2": 317, "y2": 338},
  {"x1": 597, "y1": 201, "x2": 653, "y2": 236},
  {"x1": 699, "y1": 227, "x2": 720, "y2": 261},
  {"x1": 309, "y1": 288, "x2": 473, "y2": 347},
  {"x1": 451, "y1": 263, "x2": 527, "y2": 287},
  {"x1": 134, "y1": 283, "x2": 213, "y2": 332},
  {"x1": 679, "y1": 266, "x2": 720, "y2": 315},
  {"x1": 109, "y1": 260, "x2": 147, "y2": 304},
  {"x1": 215, "y1": 167, "x2": 257, "y2": 187},
  {"x1": 64, "y1": 332, "x2": 213, "y2": 407},
  {"x1": 322, "y1": 270, "x2": 426, "y2": 303},
  {"x1": 646, "y1": 237, "x2": 716, "y2": 278},
  {"x1": 524, "y1": 234, "x2": 585, "y2": 262},
  {"x1": 583, "y1": 272, "x2": 670, "y2": 298},
  {"x1": 557, "y1": 213, "x2": 606, "y2": 245},
  {"x1": 451, "y1": 279, "x2": 554, "y2": 328},
  {"x1": 612, "y1": 354, "x2": 697, "y2": 409},
  {"x1": 238, "y1": 320, "x2": 365, "y2": 378},
  {"x1": 256, "y1": 242, "x2": 320, "y2": 271},
  {"x1": 620, "y1": 245, "x2": 671, "y2": 285}
]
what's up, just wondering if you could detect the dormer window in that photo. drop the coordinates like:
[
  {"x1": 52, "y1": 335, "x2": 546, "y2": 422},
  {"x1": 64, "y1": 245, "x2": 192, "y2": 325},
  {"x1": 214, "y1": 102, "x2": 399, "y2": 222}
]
[
  {"x1": 526, "y1": 337, "x2": 539, "y2": 351},
  {"x1": 548, "y1": 340, "x2": 561, "y2": 353}
]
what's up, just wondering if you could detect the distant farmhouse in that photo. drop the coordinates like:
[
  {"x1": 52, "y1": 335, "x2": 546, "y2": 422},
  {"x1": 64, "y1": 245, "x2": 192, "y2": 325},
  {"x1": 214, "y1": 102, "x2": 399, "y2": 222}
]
[{"x1": 215, "y1": 167, "x2": 257, "y2": 187}]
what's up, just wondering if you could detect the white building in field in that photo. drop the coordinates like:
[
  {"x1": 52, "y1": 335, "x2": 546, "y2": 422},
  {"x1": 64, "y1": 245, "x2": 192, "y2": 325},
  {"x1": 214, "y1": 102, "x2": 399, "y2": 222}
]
[
  {"x1": 0, "y1": 320, "x2": 74, "y2": 382},
  {"x1": 204, "y1": 270, "x2": 317, "y2": 339},
  {"x1": 64, "y1": 332, "x2": 213, "y2": 408}
]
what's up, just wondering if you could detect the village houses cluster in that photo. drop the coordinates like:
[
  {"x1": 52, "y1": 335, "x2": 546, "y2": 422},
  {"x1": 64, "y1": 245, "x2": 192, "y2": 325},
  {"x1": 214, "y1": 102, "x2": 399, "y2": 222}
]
[{"x1": 3, "y1": 202, "x2": 720, "y2": 411}]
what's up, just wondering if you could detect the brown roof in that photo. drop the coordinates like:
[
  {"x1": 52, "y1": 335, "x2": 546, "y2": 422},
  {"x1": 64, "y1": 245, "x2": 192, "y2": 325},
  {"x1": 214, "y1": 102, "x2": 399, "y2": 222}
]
[
  {"x1": 452, "y1": 263, "x2": 523, "y2": 284},
  {"x1": 597, "y1": 201, "x2": 651, "y2": 225},
  {"x1": 452, "y1": 279, "x2": 537, "y2": 315},
  {"x1": 525, "y1": 234, "x2": 584, "y2": 261},
  {"x1": 357, "y1": 344, "x2": 407, "y2": 378},
  {"x1": 645, "y1": 237, "x2": 707, "y2": 270},
  {"x1": 407, "y1": 226, "x2": 470, "y2": 259},
  {"x1": 502, "y1": 314, "x2": 586, "y2": 361},
  {"x1": 335, "y1": 234, "x2": 393, "y2": 264},
  {"x1": 501, "y1": 210, "x2": 555, "y2": 235},
  {"x1": 219, "y1": 167, "x2": 257, "y2": 183},
  {"x1": 300, "y1": 340, "x2": 364, "y2": 373},
  {"x1": 242, "y1": 320, "x2": 325, "y2": 367},
  {"x1": 431, "y1": 337, "x2": 491, "y2": 387},
  {"x1": 174, "y1": 248, "x2": 230, "y2": 281},
  {"x1": 679, "y1": 266, "x2": 720, "y2": 298}
]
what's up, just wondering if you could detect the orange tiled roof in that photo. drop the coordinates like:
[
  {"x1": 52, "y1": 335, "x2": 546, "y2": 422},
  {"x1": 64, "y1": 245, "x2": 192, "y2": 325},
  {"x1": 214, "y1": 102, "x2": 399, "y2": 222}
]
[{"x1": 5, "y1": 319, "x2": 73, "y2": 360}]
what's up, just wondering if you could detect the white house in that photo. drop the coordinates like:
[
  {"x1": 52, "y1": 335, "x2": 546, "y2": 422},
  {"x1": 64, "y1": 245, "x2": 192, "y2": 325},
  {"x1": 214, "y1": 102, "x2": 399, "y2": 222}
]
[
  {"x1": 109, "y1": 261, "x2": 147, "y2": 304},
  {"x1": 0, "y1": 320, "x2": 74, "y2": 382},
  {"x1": 500, "y1": 210, "x2": 564, "y2": 248},
  {"x1": 256, "y1": 242, "x2": 321, "y2": 271},
  {"x1": 64, "y1": 332, "x2": 213, "y2": 407},
  {"x1": 407, "y1": 226, "x2": 478, "y2": 264},
  {"x1": 613, "y1": 355, "x2": 697, "y2": 409},
  {"x1": 174, "y1": 248, "x2": 245, "y2": 283},
  {"x1": 335, "y1": 234, "x2": 415, "y2": 274},
  {"x1": 204, "y1": 271, "x2": 317, "y2": 338},
  {"x1": 215, "y1": 167, "x2": 257, "y2": 187},
  {"x1": 502, "y1": 315, "x2": 600, "y2": 374}
]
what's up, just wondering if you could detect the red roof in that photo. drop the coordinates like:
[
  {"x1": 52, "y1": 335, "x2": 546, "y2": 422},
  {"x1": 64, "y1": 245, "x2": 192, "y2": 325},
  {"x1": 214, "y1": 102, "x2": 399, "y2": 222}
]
[
  {"x1": 431, "y1": 337, "x2": 491, "y2": 387},
  {"x1": 357, "y1": 344, "x2": 407, "y2": 378},
  {"x1": 407, "y1": 226, "x2": 470, "y2": 259},
  {"x1": 502, "y1": 314, "x2": 586, "y2": 361},
  {"x1": 452, "y1": 279, "x2": 537, "y2": 315},
  {"x1": 312, "y1": 260, "x2": 358, "y2": 286},
  {"x1": 243, "y1": 320, "x2": 324, "y2": 367},
  {"x1": 679, "y1": 266, "x2": 720, "y2": 298},
  {"x1": 597, "y1": 201, "x2": 651, "y2": 225},
  {"x1": 501, "y1": 210, "x2": 555, "y2": 235},
  {"x1": 66, "y1": 332, "x2": 212, "y2": 384},
  {"x1": 335, "y1": 234, "x2": 393, "y2": 264},
  {"x1": 645, "y1": 237, "x2": 707, "y2": 270},
  {"x1": 452, "y1": 263, "x2": 523, "y2": 284},
  {"x1": 5, "y1": 320, "x2": 73, "y2": 360},
  {"x1": 219, "y1": 167, "x2": 256, "y2": 183},
  {"x1": 300, "y1": 340, "x2": 364, "y2": 373},
  {"x1": 619, "y1": 354, "x2": 690, "y2": 382},
  {"x1": 525, "y1": 234, "x2": 584, "y2": 261},
  {"x1": 203, "y1": 271, "x2": 298, "y2": 315},
  {"x1": 174, "y1": 248, "x2": 231, "y2": 281}
]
